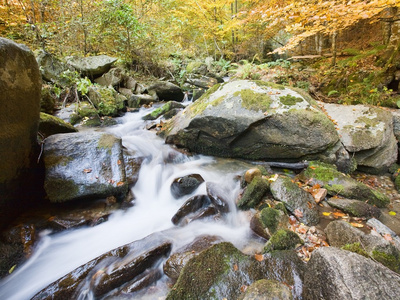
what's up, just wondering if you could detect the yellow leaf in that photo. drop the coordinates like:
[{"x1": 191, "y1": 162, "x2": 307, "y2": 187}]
[
  {"x1": 322, "y1": 212, "x2": 331, "y2": 216},
  {"x1": 9, "y1": 265, "x2": 16, "y2": 274},
  {"x1": 389, "y1": 211, "x2": 397, "y2": 216}
]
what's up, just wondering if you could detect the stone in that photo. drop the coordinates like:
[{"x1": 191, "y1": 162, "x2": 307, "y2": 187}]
[
  {"x1": 147, "y1": 81, "x2": 184, "y2": 102},
  {"x1": 327, "y1": 197, "x2": 381, "y2": 218},
  {"x1": 94, "y1": 67, "x2": 126, "y2": 87},
  {"x1": 313, "y1": 188, "x2": 327, "y2": 203},
  {"x1": 263, "y1": 229, "x2": 303, "y2": 253},
  {"x1": 32, "y1": 233, "x2": 171, "y2": 300},
  {"x1": 250, "y1": 207, "x2": 290, "y2": 240},
  {"x1": 38, "y1": 112, "x2": 77, "y2": 138},
  {"x1": 270, "y1": 176, "x2": 319, "y2": 226},
  {"x1": 166, "y1": 242, "x2": 304, "y2": 300},
  {"x1": 303, "y1": 247, "x2": 400, "y2": 300},
  {"x1": 40, "y1": 84, "x2": 57, "y2": 114},
  {"x1": 43, "y1": 132, "x2": 128, "y2": 203},
  {"x1": 143, "y1": 101, "x2": 185, "y2": 121},
  {"x1": 171, "y1": 195, "x2": 213, "y2": 225},
  {"x1": 237, "y1": 176, "x2": 270, "y2": 210},
  {"x1": 35, "y1": 50, "x2": 68, "y2": 83},
  {"x1": 0, "y1": 38, "x2": 42, "y2": 230},
  {"x1": 239, "y1": 279, "x2": 292, "y2": 300},
  {"x1": 164, "y1": 80, "x2": 347, "y2": 167},
  {"x1": 127, "y1": 94, "x2": 157, "y2": 108},
  {"x1": 300, "y1": 161, "x2": 390, "y2": 207},
  {"x1": 186, "y1": 76, "x2": 218, "y2": 89},
  {"x1": 206, "y1": 182, "x2": 231, "y2": 213},
  {"x1": 66, "y1": 55, "x2": 117, "y2": 77},
  {"x1": 322, "y1": 103, "x2": 398, "y2": 173},
  {"x1": 170, "y1": 174, "x2": 205, "y2": 198},
  {"x1": 244, "y1": 168, "x2": 262, "y2": 183}
]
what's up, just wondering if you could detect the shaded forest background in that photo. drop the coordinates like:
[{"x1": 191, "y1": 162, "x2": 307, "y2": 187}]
[{"x1": 1, "y1": 0, "x2": 400, "y2": 106}]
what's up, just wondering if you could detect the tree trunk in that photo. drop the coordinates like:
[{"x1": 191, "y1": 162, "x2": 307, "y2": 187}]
[{"x1": 331, "y1": 31, "x2": 337, "y2": 67}]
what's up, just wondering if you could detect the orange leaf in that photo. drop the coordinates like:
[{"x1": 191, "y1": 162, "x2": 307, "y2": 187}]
[
  {"x1": 350, "y1": 222, "x2": 364, "y2": 228},
  {"x1": 294, "y1": 209, "x2": 303, "y2": 218},
  {"x1": 309, "y1": 166, "x2": 316, "y2": 169},
  {"x1": 240, "y1": 285, "x2": 248, "y2": 293},
  {"x1": 117, "y1": 181, "x2": 125, "y2": 187},
  {"x1": 83, "y1": 168, "x2": 92, "y2": 173},
  {"x1": 254, "y1": 254, "x2": 264, "y2": 262},
  {"x1": 233, "y1": 264, "x2": 238, "y2": 271},
  {"x1": 117, "y1": 160, "x2": 122, "y2": 165},
  {"x1": 332, "y1": 212, "x2": 346, "y2": 218},
  {"x1": 383, "y1": 234, "x2": 393, "y2": 241}
]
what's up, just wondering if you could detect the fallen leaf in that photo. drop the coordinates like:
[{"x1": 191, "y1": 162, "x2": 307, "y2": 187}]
[
  {"x1": 332, "y1": 212, "x2": 346, "y2": 218},
  {"x1": 83, "y1": 168, "x2": 92, "y2": 173},
  {"x1": 117, "y1": 181, "x2": 125, "y2": 187},
  {"x1": 240, "y1": 285, "x2": 248, "y2": 293},
  {"x1": 309, "y1": 166, "x2": 316, "y2": 170},
  {"x1": 8, "y1": 265, "x2": 16, "y2": 274},
  {"x1": 350, "y1": 222, "x2": 364, "y2": 228},
  {"x1": 294, "y1": 209, "x2": 303, "y2": 218},
  {"x1": 233, "y1": 264, "x2": 238, "y2": 271},
  {"x1": 307, "y1": 202, "x2": 312, "y2": 209},
  {"x1": 322, "y1": 212, "x2": 331, "y2": 216},
  {"x1": 117, "y1": 160, "x2": 122, "y2": 165},
  {"x1": 383, "y1": 234, "x2": 393, "y2": 241},
  {"x1": 289, "y1": 215, "x2": 297, "y2": 225},
  {"x1": 321, "y1": 240, "x2": 329, "y2": 247},
  {"x1": 254, "y1": 253, "x2": 264, "y2": 262},
  {"x1": 389, "y1": 211, "x2": 397, "y2": 216}
]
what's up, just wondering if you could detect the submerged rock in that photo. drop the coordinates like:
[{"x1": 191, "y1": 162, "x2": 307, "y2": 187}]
[
  {"x1": 164, "y1": 80, "x2": 347, "y2": 166},
  {"x1": 270, "y1": 176, "x2": 319, "y2": 226},
  {"x1": 206, "y1": 182, "x2": 231, "y2": 213},
  {"x1": 322, "y1": 103, "x2": 397, "y2": 173},
  {"x1": 43, "y1": 132, "x2": 128, "y2": 203},
  {"x1": 170, "y1": 174, "x2": 205, "y2": 198},
  {"x1": 303, "y1": 247, "x2": 400, "y2": 300},
  {"x1": 300, "y1": 161, "x2": 390, "y2": 207},
  {"x1": 171, "y1": 195, "x2": 214, "y2": 225}
]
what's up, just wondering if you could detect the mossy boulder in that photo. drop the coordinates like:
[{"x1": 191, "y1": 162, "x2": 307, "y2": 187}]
[
  {"x1": 164, "y1": 80, "x2": 347, "y2": 167},
  {"x1": 263, "y1": 229, "x2": 303, "y2": 253},
  {"x1": 39, "y1": 112, "x2": 77, "y2": 138},
  {"x1": 237, "y1": 176, "x2": 270, "y2": 210},
  {"x1": 43, "y1": 132, "x2": 128, "y2": 203},
  {"x1": 166, "y1": 242, "x2": 304, "y2": 300},
  {"x1": 0, "y1": 38, "x2": 42, "y2": 230},
  {"x1": 300, "y1": 161, "x2": 390, "y2": 207},
  {"x1": 40, "y1": 85, "x2": 57, "y2": 114},
  {"x1": 327, "y1": 197, "x2": 381, "y2": 218},
  {"x1": 36, "y1": 50, "x2": 68, "y2": 83},
  {"x1": 88, "y1": 86, "x2": 126, "y2": 117},
  {"x1": 322, "y1": 103, "x2": 397, "y2": 173},
  {"x1": 250, "y1": 207, "x2": 289, "y2": 240},
  {"x1": 238, "y1": 279, "x2": 292, "y2": 300},
  {"x1": 143, "y1": 101, "x2": 185, "y2": 121},
  {"x1": 270, "y1": 176, "x2": 319, "y2": 226}
]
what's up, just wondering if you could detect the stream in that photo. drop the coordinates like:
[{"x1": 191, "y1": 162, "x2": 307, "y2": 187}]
[{"x1": 0, "y1": 105, "x2": 259, "y2": 299}]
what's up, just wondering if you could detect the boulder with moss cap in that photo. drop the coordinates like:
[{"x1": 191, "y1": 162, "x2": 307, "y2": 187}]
[{"x1": 163, "y1": 80, "x2": 349, "y2": 169}]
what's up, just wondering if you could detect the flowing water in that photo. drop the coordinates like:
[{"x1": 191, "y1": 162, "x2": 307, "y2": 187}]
[{"x1": 0, "y1": 105, "x2": 258, "y2": 299}]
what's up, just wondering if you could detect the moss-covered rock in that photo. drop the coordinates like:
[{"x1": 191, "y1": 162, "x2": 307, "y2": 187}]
[
  {"x1": 39, "y1": 112, "x2": 77, "y2": 138},
  {"x1": 238, "y1": 279, "x2": 292, "y2": 300},
  {"x1": 40, "y1": 85, "x2": 57, "y2": 114},
  {"x1": 250, "y1": 207, "x2": 289, "y2": 240},
  {"x1": 88, "y1": 86, "x2": 126, "y2": 117},
  {"x1": 300, "y1": 161, "x2": 390, "y2": 207},
  {"x1": 326, "y1": 197, "x2": 381, "y2": 218},
  {"x1": 263, "y1": 229, "x2": 303, "y2": 253},
  {"x1": 341, "y1": 242, "x2": 369, "y2": 258},
  {"x1": 237, "y1": 176, "x2": 269, "y2": 210},
  {"x1": 143, "y1": 101, "x2": 185, "y2": 121}
]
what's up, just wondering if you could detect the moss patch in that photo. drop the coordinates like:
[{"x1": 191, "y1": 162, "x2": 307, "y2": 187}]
[
  {"x1": 98, "y1": 134, "x2": 116, "y2": 154},
  {"x1": 263, "y1": 229, "x2": 303, "y2": 253},
  {"x1": 45, "y1": 178, "x2": 80, "y2": 202},
  {"x1": 371, "y1": 250, "x2": 400, "y2": 274},
  {"x1": 237, "y1": 176, "x2": 270, "y2": 210},
  {"x1": 254, "y1": 80, "x2": 285, "y2": 90},
  {"x1": 260, "y1": 207, "x2": 280, "y2": 233},
  {"x1": 279, "y1": 95, "x2": 303, "y2": 106},
  {"x1": 233, "y1": 89, "x2": 272, "y2": 111},
  {"x1": 341, "y1": 242, "x2": 369, "y2": 258},
  {"x1": 189, "y1": 94, "x2": 225, "y2": 116}
]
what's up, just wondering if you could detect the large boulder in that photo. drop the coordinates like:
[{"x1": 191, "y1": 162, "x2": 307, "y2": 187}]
[
  {"x1": 164, "y1": 80, "x2": 348, "y2": 167},
  {"x1": 322, "y1": 103, "x2": 397, "y2": 173},
  {"x1": 303, "y1": 247, "x2": 400, "y2": 300},
  {"x1": 38, "y1": 112, "x2": 77, "y2": 138},
  {"x1": 0, "y1": 38, "x2": 42, "y2": 230},
  {"x1": 147, "y1": 81, "x2": 184, "y2": 102},
  {"x1": 35, "y1": 50, "x2": 68, "y2": 83},
  {"x1": 43, "y1": 132, "x2": 128, "y2": 203},
  {"x1": 94, "y1": 67, "x2": 126, "y2": 87},
  {"x1": 66, "y1": 55, "x2": 117, "y2": 77}
]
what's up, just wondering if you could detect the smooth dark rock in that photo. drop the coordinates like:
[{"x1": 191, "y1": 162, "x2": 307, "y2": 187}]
[
  {"x1": 170, "y1": 174, "x2": 205, "y2": 198},
  {"x1": 206, "y1": 182, "x2": 231, "y2": 213},
  {"x1": 43, "y1": 132, "x2": 128, "y2": 202},
  {"x1": 270, "y1": 176, "x2": 319, "y2": 226},
  {"x1": 171, "y1": 195, "x2": 211, "y2": 225},
  {"x1": 303, "y1": 247, "x2": 400, "y2": 300},
  {"x1": 147, "y1": 81, "x2": 184, "y2": 102}
]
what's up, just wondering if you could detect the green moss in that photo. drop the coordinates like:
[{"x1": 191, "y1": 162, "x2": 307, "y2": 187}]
[
  {"x1": 97, "y1": 134, "x2": 116, "y2": 154},
  {"x1": 394, "y1": 175, "x2": 400, "y2": 192},
  {"x1": 44, "y1": 154, "x2": 72, "y2": 168},
  {"x1": 371, "y1": 250, "x2": 400, "y2": 274},
  {"x1": 197, "y1": 83, "x2": 221, "y2": 101},
  {"x1": 254, "y1": 80, "x2": 285, "y2": 90},
  {"x1": 263, "y1": 229, "x2": 303, "y2": 253},
  {"x1": 274, "y1": 202, "x2": 288, "y2": 214},
  {"x1": 279, "y1": 95, "x2": 303, "y2": 106},
  {"x1": 304, "y1": 161, "x2": 340, "y2": 183},
  {"x1": 260, "y1": 207, "x2": 280, "y2": 233},
  {"x1": 233, "y1": 89, "x2": 272, "y2": 111},
  {"x1": 237, "y1": 176, "x2": 270, "y2": 210},
  {"x1": 45, "y1": 179, "x2": 79, "y2": 202},
  {"x1": 189, "y1": 94, "x2": 225, "y2": 116},
  {"x1": 341, "y1": 242, "x2": 369, "y2": 258}
]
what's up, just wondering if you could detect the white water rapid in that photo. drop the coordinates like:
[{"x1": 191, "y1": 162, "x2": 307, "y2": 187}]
[{"x1": 0, "y1": 106, "x2": 256, "y2": 299}]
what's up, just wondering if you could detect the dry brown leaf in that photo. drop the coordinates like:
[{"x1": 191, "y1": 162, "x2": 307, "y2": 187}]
[
  {"x1": 83, "y1": 168, "x2": 92, "y2": 173},
  {"x1": 254, "y1": 253, "x2": 264, "y2": 262},
  {"x1": 294, "y1": 209, "x2": 303, "y2": 218},
  {"x1": 233, "y1": 264, "x2": 238, "y2": 271}
]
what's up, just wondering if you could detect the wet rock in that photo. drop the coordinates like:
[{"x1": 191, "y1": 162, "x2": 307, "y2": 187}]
[
  {"x1": 300, "y1": 161, "x2": 390, "y2": 208},
  {"x1": 325, "y1": 220, "x2": 400, "y2": 273},
  {"x1": 0, "y1": 38, "x2": 42, "y2": 230},
  {"x1": 66, "y1": 55, "x2": 117, "y2": 77},
  {"x1": 270, "y1": 176, "x2": 319, "y2": 226},
  {"x1": 127, "y1": 94, "x2": 157, "y2": 108},
  {"x1": 123, "y1": 151, "x2": 144, "y2": 186},
  {"x1": 143, "y1": 101, "x2": 185, "y2": 121},
  {"x1": 163, "y1": 108, "x2": 182, "y2": 119},
  {"x1": 322, "y1": 103, "x2": 397, "y2": 173},
  {"x1": 263, "y1": 229, "x2": 303, "y2": 253},
  {"x1": 40, "y1": 84, "x2": 57, "y2": 114},
  {"x1": 250, "y1": 207, "x2": 289, "y2": 240},
  {"x1": 43, "y1": 132, "x2": 128, "y2": 203},
  {"x1": 171, "y1": 195, "x2": 212, "y2": 225},
  {"x1": 115, "y1": 268, "x2": 162, "y2": 295},
  {"x1": 244, "y1": 168, "x2": 262, "y2": 184},
  {"x1": 170, "y1": 174, "x2": 205, "y2": 198},
  {"x1": 206, "y1": 182, "x2": 231, "y2": 213},
  {"x1": 32, "y1": 233, "x2": 171, "y2": 300},
  {"x1": 147, "y1": 81, "x2": 184, "y2": 102},
  {"x1": 238, "y1": 279, "x2": 292, "y2": 300},
  {"x1": 163, "y1": 235, "x2": 223, "y2": 281},
  {"x1": 164, "y1": 80, "x2": 347, "y2": 167},
  {"x1": 166, "y1": 242, "x2": 304, "y2": 300},
  {"x1": 238, "y1": 176, "x2": 270, "y2": 210},
  {"x1": 38, "y1": 112, "x2": 77, "y2": 138},
  {"x1": 327, "y1": 197, "x2": 381, "y2": 218},
  {"x1": 303, "y1": 247, "x2": 400, "y2": 300}
]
